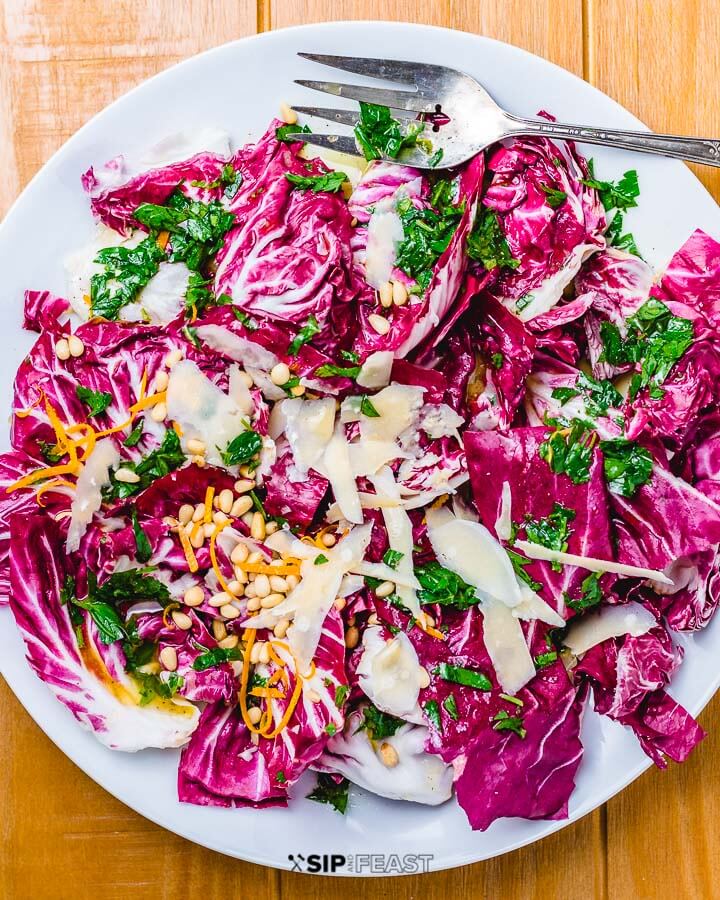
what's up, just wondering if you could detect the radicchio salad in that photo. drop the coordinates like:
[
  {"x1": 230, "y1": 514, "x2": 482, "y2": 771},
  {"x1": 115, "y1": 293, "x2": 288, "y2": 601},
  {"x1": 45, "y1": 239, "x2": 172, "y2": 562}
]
[{"x1": 3, "y1": 102, "x2": 720, "y2": 832}]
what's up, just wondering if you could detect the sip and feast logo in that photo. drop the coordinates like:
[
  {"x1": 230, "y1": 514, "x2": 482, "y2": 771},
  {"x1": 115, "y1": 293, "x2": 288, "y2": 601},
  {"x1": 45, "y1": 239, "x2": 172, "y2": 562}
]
[{"x1": 287, "y1": 853, "x2": 434, "y2": 874}]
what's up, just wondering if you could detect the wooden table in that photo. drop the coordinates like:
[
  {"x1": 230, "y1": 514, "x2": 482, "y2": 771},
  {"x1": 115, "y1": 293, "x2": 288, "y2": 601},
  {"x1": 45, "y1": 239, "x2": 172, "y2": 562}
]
[{"x1": 1, "y1": 2, "x2": 718, "y2": 897}]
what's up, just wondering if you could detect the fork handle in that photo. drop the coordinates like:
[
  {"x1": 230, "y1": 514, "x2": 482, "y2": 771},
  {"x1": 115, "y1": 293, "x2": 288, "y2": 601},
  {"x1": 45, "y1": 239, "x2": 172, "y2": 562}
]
[{"x1": 505, "y1": 114, "x2": 720, "y2": 167}]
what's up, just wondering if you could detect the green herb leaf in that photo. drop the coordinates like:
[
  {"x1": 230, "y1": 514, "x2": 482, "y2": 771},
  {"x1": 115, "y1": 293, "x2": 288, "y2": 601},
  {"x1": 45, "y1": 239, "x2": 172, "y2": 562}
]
[
  {"x1": 355, "y1": 704, "x2": 404, "y2": 741},
  {"x1": 123, "y1": 421, "x2": 145, "y2": 448},
  {"x1": 507, "y1": 550, "x2": 543, "y2": 592},
  {"x1": 415, "y1": 562, "x2": 478, "y2": 609},
  {"x1": 314, "y1": 554, "x2": 329, "y2": 566},
  {"x1": 605, "y1": 211, "x2": 641, "y2": 257},
  {"x1": 93, "y1": 569, "x2": 173, "y2": 608},
  {"x1": 324, "y1": 723, "x2": 338, "y2": 736},
  {"x1": 428, "y1": 148, "x2": 444, "y2": 168},
  {"x1": 490, "y1": 352, "x2": 504, "y2": 369},
  {"x1": 106, "y1": 429, "x2": 185, "y2": 500},
  {"x1": 334, "y1": 684, "x2": 349, "y2": 708},
  {"x1": 307, "y1": 773, "x2": 349, "y2": 814},
  {"x1": 534, "y1": 650, "x2": 559, "y2": 669},
  {"x1": 539, "y1": 183, "x2": 567, "y2": 208},
  {"x1": 582, "y1": 162, "x2": 640, "y2": 212},
  {"x1": 192, "y1": 646, "x2": 243, "y2": 671},
  {"x1": 314, "y1": 363, "x2": 361, "y2": 379},
  {"x1": 435, "y1": 662, "x2": 492, "y2": 691},
  {"x1": 131, "y1": 508, "x2": 152, "y2": 564},
  {"x1": 523, "y1": 503, "x2": 576, "y2": 572},
  {"x1": 354, "y1": 102, "x2": 428, "y2": 161},
  {"x1": 492, "y1": 709, "x2": 526, "y2": 738},
  {"x1": 360, "y1": 395, "x2": 380, "y2": 418},
  {"x1": 466, "y1": 206, "x2": 520, "y2": 271},
  {"x1": 442, "y1": 692, "x2": 459, "y2": 720},
  {"x1": 394, "y1": 187, "x2": 464, "y2": 291},
  {"x1": 288, "y1": 314, "x2": 321, "y2": 355},
  {"x1": 340, "y1": 349, "x2": 360, "y2": 364},
  {"x1": 220, "y1": 429, "x2": 262, "y2": 467},
  {"x1": 539, "y1": 420, "x2": 596, "y2": 485},
  {"x1": 566, "y1": 571, "x2": 604, "y2": 613},
  {"x1": 599, "y1": 438, "x2": 653, "y2": 497},
  {"x1": 423, "y1": 699, "x2": 442, "y2": 732},
  {"x1": 382, "y1": 549, "x2": 404, "y2": 569},
  {"x1": 276, "y1": 123, "x2": 311, "y2": 144},
  {"x1": 90, "y1": 236, "x2": 165, "y2": 320},
  {"x1": 285, "y1": 171, "x2": 348, "y2": 193},
  {"x1": 76, "y1": 385, "x2": 112, "y2": 417}
]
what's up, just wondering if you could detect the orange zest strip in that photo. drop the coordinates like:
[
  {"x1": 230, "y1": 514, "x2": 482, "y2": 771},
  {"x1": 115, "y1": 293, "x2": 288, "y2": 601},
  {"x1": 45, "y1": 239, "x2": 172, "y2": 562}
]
[
  {"x1": 162, "y1": 603, "x2": 180, "y2": 627},
  {"x1": 172, "y1": 421, "x2": 183, "y2": 438},
  {"x1": 249, "y1": 687, "x2": 285, "y2": 699},
  {"x1": 14, "y1": 389, "x2": 45, "y2": 418},
  {"x1": 238, "y1": 628, "x2": 263, "y2": 734},
  {"x1": 203, "y1": 487, "x2": 215, "y2": 523},
  {"x1": 156, "y1": 231, "x2": 170, "y2": 251},
  {"x1": 129, "y1": 390, "x2": 166, "y2": 413},
  {"x1": 235, "y1": 561, "x2": 300, "y2": 577},
  {"x1": 66, "y1": 423, "x2": 97, "y2": 461},
  {"x1": 35, "y1": 477, "x2": 75, "y2": 507},
  {"x1": 178, "y1": 527, "x2": 199, "y2": 573},
  {"x1": 209, "y1": 523, "x2": 231, "y2": 593},
  {"x1": 259, "y1": 674, "x2": 303, "y2": 740}
]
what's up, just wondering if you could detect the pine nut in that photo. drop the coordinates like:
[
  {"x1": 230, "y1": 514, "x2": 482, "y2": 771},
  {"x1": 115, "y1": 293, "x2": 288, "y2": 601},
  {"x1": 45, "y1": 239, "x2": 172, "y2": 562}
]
[
  {"x1": 165, "y1": 348, "x2": 184, "y2": 368},
  {"x1": 279, "y1": 101, "x2": 297, "y2": 125},
  {"x1": 212, "y1": 619, "x2": 228, "y2": 641},
  {"x1": 183, "y1": 585, "x2": 205, "y2": 607},
  {"x1": 247, "y1": 551, "x2": 263, "y2": 564},
  {"x1": 368, "y1": 313, "x2": 390, "y2": 336},
  {"x1": 269, "y1": 575, "x2": 288, "y2": 593},
  {"x1": 114, "y1": 467, "x2": 140, "y2": 484},
  {"x1": 239, "y1": 464, "x2": 256, "y2": 479},
  {"x1": 250, "y1": 642, "x2": 263, "y2": 664},
  {"x1": 251, "y1": 731, "x2": 259, "y2": 745},
  {"x1": 68, "y1": 335, "x2": 85, "y2": 357},
  {"x1": 424, "y1": 612, "x2": 435, "y2": 628},
  {"x1": 246, "y1": 596, "x2": 261, "y2": 612},
  {"x1": 191, "y1": 454, "x2": 206, "y2": 468},
  {"x1": 286, "y1": 575, "x2": 299, "y2": 590},
  {"x1": 418, "y1": 666, "x2": 431, "y2": 689},
  {"x1": 218, "y1": 634, "x2": 239, "y2": 650},
  {"x1": 367, "y1": 613, "x2": 380, "y2": 626},
  {"x1": 220, "y1": 604, "x2": 240, "y2": 619},
  {"x1": 351, "y1": 217, "x2": 358, "y2": 226},
  {"x1": 234, "y1": 479, "x2": 255, "y2": 494},
  {"x1": 231, "y1": 542, "x2": 250, "y2": 565},
  {"x1": 163, "y1": 516, "x2": 178, "y2": 528},
  {"x1": 153, "y1": 369, "x2": 169, "y2": 391},
  {"x1": 178, "y1": 503, "x2": 194, "y2": 525},
  {"x1": 218, "y1": 488, "x2": 234, "y2": 514},
  {"x1": 54, "y1": 338, "x2": 71, "y2": 360},
  {"x1": 150, "y1": 402, "x2": 167, "y2": 422},
  {"x1": 203, "y1": 522, "x2": 216, "y2": 538},
  {"x1": 231, "y1": 496, "x2": 253, "y2": 517},
  {"x1": 259, "y1": 643, "x2": 271, "y2": 665},
  {"x1": 226, "y1": 580, "x2": 244, "y2": 597},
  {"x1": 254, "y1": 574, "x2": 271, "y2": 598},
  {"x1": 236, "y1": 370, "x2": 254, "y2": 388},
  {"x1": 212, "y1": 511, "x2": 229, "y2": 526},
  {"x1": 379, "y1": 742, "x2": 399, "y2": 768},
  {"x1": 321, "y1": 532, "x2": 337, "y2": 547},
  {"x1": 186, "y1": 437, "x2": 206, "y2": 455},
  {"x1": 290, "y1": 384, "x2": 306, "y2": 397},
  {"x1": 265, "y1": 521, "x2": 279, "y2": 535},
  {"x1": 260, "y1": 592, "x2": 284, "y2": 609},
  {"x1": 192, "y1": 503, "x2": 206, "y2": 522},
  {"x1": 250, "y1": 511, "x2": 266, "y2": 541},
  {"x1": 273, "y1": 618, "x2": 290, "y2": 639},
  {"x1": 244, "y1": 582, "x2": 257, "y2": 599},
  {"x1": 190, "y1": 528, "x2": 205, "y2": 549},
  {"x1": 375, "y1": 580, "x2": 395, "y2": 599},
  {"x1": 270, "y1": 362, "x2": 291, "y2": 386},
  {"x1": 248, "y1": 705, "x2": 263, "y2": 725},
  {"x1": 209, "y1": 591, "x2": 232, "y2": 608},
  {"x1": 242, "y1": 512, "x2": 255, "y2": 527},
  {"x1": 137, "y1": 661, "x2": 161, "y2": 675},
  {"x1": 379, "y1": 281, "x2": 393, "y2": 308},
  {"x1": 345, "y1": 625, "x2": 360, "y2": 649},
  {"x1": 334, "y1": 597, "x2": 347, "y2": 611},
  {"x1": 392, "y1": 280, "x2": 408, "y2": 306},
  {"x1": 234, "y1": 567, "x2": 249, "y2": 584},
  {"x1": 159, "y1": 646, "x2": 178, "y2": 671},
  {"x1": 172, "y1": 610, "x2": 193, "y2": 631}
]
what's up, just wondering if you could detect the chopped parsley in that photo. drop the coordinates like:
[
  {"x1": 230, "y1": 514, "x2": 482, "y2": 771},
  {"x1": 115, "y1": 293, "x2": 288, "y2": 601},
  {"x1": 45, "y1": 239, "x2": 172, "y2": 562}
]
[
  {"x1": 539, "y1": 183, "x2": 567, "y2": 208},
  {"x1": 382, "y1": 549, "x2": 404, "y2": 569},
  {"x1": 76, "y1": 385, "x2": 112, "y2": 417},
  {"x1": 192, "y1": 646, "x2": 243, "y2": 671},
  {"x1": 360, "y1": 395, "x2": 380, "y2": 418},
  {"x1": 354, "y1": 102, "x2": 428, "y2": 161},
  {"x1": 191, "y1": 163, "x2": 243, "y2": 199},
  {"x1": 394, "y1": 186, "x2": 464, "y2": 292},
  {"x1": 131, "y1": 508, "x2": 152, "y2": 564},
  {"x1": 324, "y1": 723, "x2": 338, "y2": 736},
  {"x1": 415, "y1": 561, "x2": 478, "y2": 609},
  {"x1": 434, "y1": 662, "x2": 492, "y2": 691},
  {"x1": 105, "y1": 429, "x2": 185, "y2": 500},
  {"x1": 539, "y1": 420, "x2": 596, "y2": 485},
  {"x1": 90, "y1": 236, "x2": 165, "y2": 320},
  {"x1": 466, "y1": 206, "x2": 520, "y2": 271},
  {"x1": 334, "y1": 684, "x2": 349, "y2": 708},
  {"x1": 276, "y1": 123, "x2": 311, "y2": 144},
  {"x1": 552, "y1": 371, "x2": 623, "y2": 418},
  {"x1": 507, "y1": 550, "x2": 542, "y2": 593},
  {"x1": 307, "y1": 773, "x2": 349, "y2": 814},
  {"x1": 287, "y1": 314, "x2": 321, "y2": 355},
  {"x1": 285, "y1": 171, "x2": 348, "y2": 193},
  {"x1": 123, "y1": 421, "x2": 145, "y2": 448},
  {"x1": 492, "y1": 709, "x2": 526, "y2": 739},
  {"x1": 314, "y1": 554, "x2": 329, "y2": 566},
  {"x1": 599, "y1": 438, "x2": 653, "y2": 497},
  {"x1": 355, "y1": 704, "x2": 404, "y2": 741},
  {"x1": 442, "y1": 693, "x2": 459, "y2": 720},
  {"x1": 566, "y1": 571, "x2": 604, "y2": 613},
  {"x1": 423, "y1": 699, "x2": 443, "y2": 732},
  {"x1": 582, "y1": 162, "x2": 641, "y2": 255},
  {"x1": 220, "y1": 429, "x2": 263, "y2": 467},
  {"x1": 534, "y1": 650, "x2": 559, "y2": 669},
  {"x1": 523, "y1": 503, "x2": 576, "y2": 572},
  {"x1": 314, "y1": 362, "x2": 361, "y2": 379}
]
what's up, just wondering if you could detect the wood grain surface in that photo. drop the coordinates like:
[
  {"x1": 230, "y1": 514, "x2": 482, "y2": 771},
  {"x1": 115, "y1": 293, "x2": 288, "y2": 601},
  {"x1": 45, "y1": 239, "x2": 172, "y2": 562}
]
[{"x1": 0, "y1": 1, "x2": 718, "y2": 897}]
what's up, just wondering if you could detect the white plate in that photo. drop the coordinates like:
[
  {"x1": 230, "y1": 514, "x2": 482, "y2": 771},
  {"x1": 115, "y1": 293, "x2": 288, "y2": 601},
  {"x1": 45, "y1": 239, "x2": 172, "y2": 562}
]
[{"x1": 1, "y1": 20, "x2": 719, "y2": 876}]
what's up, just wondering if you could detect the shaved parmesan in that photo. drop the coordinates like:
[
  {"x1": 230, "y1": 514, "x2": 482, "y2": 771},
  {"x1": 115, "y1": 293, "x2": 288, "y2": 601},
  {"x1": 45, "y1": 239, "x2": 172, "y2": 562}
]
[
  {"x1": 564, "y1": 602, "x2": 656, "y2": 656},
  {"x1": 356, "y1": 351, "x2": 395, "y2": 389},
  {"x1": 359, "y1": 384, "x2": 424, "y2": 445},
  {"x1": 357, "y1": 625, "x2": 425, "y2": 719},
  {"x1": 481, "y1": 598, "x2": 536, "y2": 694},
  {"x1": 364, "y1": 197, "x2": 404, "y2": 288},
  {"x1": 348, "y1": 440, "x2": 408, "y2": 477},
  {"x1": 512, "y1": 581, "x2": 565, "y2": 627},
  {"x1": 228, "y1": 365, "x2": 254, "y2": 417},
  {"x1": 416, "y1": 403, "x2": 464, "y2": 441},
  {"x1": 317, "y1": 421, "x2": 363, "y2": 524},
  {"x1": 196, "y1": 324, "x2": 280, "y2": 371},
  {"x1": 166, "y1": 359, "x2": 251, "y2": 467},
  {"x1": 66, "y1": 439, "x2": 120, "y2": 552},
  {"x1": 283, "y1": 397, "x2": 336, "y2": 474},
  {"x1": 513, "y1": 540, "x2": 674, "y2": 585},
  {"x1": 426, "y1": 507, "x2": 523, "y2": 608}
]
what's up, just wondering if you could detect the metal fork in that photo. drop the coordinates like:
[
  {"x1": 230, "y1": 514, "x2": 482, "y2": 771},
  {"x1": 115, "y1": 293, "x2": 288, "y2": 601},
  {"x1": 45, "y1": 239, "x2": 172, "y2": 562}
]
[{"x1": 288, "y1": 53, "x2": 720, "y2": 169}]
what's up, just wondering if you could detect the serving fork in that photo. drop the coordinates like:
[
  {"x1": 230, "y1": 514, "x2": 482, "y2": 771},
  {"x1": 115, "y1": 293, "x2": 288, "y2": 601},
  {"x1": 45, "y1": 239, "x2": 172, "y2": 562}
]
[{"x1": 289, "y1": 53, "x2": 720, "y2": 169}]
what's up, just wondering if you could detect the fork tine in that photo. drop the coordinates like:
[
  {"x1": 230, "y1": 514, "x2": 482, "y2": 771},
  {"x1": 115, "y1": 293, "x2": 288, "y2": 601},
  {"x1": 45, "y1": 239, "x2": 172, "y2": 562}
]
[
  {"x1": 294, "y1": 79, "x2": 433, "y2": 114},
  {"x1": 288, "y1": 133, "x2": 360, "y2": 156},
  {"x1": 292, "y1": 104, "x2": 418, "y2": 127},
  {"x1": 298, "y1": 52, "x2": 422, "y2": 87}
]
